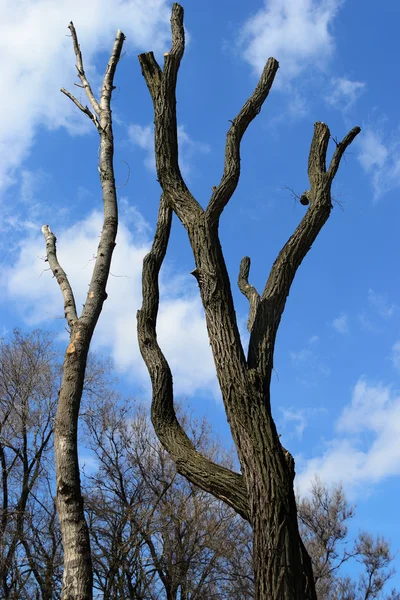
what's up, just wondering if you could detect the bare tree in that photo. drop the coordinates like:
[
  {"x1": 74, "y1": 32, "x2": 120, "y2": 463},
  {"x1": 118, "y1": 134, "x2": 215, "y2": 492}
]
[
  {"x1": 136, "y1": 4, "x2": 360, "y2": 598},
  {"x1": 41, "y1": 23, "x2": 125, "y2": 600},
  {"x1": 298, "y1": 478, "x2": 399, "y2": 600},
  {"x1": 0, "y1": 330, "x2": 61, "y2": 599},
  {"x1": 82, "y1": 395, "x2": 253, "y2": 600}
]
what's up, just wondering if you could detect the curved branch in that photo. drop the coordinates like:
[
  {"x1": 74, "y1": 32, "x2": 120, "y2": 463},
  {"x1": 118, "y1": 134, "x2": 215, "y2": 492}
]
[
  {"x1": 248, "y1": 122, "x2": 360, "y2": 381},
  {"x1": 138, "y1": 3, "x2": 203, "y2": 226},
  {"x1": 41, "y1": 225, "x2": 78, "y2": 329},
  {"x1": 137, "y1": 196, "x2": 249, "y2": 521},
  {"x1": 238, "y1": 256, "x2": 260, "y2": 332},
  {"x1": 205, "y1": 57, "x2": 279, "y2": 225}
]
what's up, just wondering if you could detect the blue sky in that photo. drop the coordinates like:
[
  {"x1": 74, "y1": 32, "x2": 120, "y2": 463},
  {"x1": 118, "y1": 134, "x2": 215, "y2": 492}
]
[{"x1": 1, "y1": 0, "x2": 400, "y2": 588}]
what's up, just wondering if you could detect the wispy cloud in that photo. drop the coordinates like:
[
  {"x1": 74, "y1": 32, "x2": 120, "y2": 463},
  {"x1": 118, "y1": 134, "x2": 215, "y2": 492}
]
[
  {"x1": 332, "y1": 312, "x2": 349, "y2": 334},
  {"x1": 367, "y1": 288, "x2": 396, "y2": 319},
  {"x1": 240, "y1": 0, "x2": 342, "y2": 85},
  {"x1": 326, "y1": 76, "x2": 366, "y2": 110},
  {"x1": 280, "y1": 406, "x2": 326, "y2": 440},
  {"x1": 297, "y1": 378, "x2": 400, "y2": 497},
  {"x1": 0, "y1": 0, "x2": 171, "y2": 192},
  {"x1": 290, "y1": 335, "x2": 330, "y2": 385},
  {"x1": 128, "y1": 123, "x2": 210, "y2": 178},
  {"x1": 357, "y1": 125, "x2": 400, "y2": 199}
]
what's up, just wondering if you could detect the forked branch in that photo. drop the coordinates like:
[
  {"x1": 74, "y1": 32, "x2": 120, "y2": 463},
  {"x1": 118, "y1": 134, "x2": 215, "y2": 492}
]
[
  {"x1": 248, "y1": 122, "x2": 360, "y2": 380},
  {"x1": 137, "y1": 196, "x2": 249, "y2": 520}
]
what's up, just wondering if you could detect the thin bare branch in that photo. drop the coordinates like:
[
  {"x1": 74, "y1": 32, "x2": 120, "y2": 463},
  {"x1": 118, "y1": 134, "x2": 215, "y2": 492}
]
[
  {"x1": 137, "y1": 196, "x2": 249, "y2": 520},
  {"x1": 68, "y1": 21, "x2": 101, "y2": 115},
  {"x1": 41, "y1": 225, "x2": 78, "y2": 329},
  {"x1": 206, "y1": 57, "x2": 279, "y2": 224},
  {"x1": 60, "y1": 88, "x2": 100, "y2": 130},
  {"x1": 238, "y1": 256, "x2": 260, "y2": 332}
]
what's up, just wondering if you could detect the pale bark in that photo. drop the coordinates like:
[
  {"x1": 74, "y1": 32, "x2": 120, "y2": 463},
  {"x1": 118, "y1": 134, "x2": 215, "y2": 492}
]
[
  {"x1": 42, "y1": 23, "x2": 125, "y2": 600},
  {"x1": 137, "y1": 4, "x2": 360, "y2": 599}
]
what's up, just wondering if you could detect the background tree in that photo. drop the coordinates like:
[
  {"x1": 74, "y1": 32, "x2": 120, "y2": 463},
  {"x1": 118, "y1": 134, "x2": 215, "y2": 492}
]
[
  {"x1": 298, "y1": 478, "x2": 400, "y2": 600},
  {"x1": 0, "y1": 330, "x2": 61, "y2": 599},
  {"x1": 137, "y1": 3, "x2": 360, "y2": 599},
  {"x1": 41, "y1": 23, "x2": 125, "y2": 600},
  {"x1": 82, "y1": 394, "x2": 253, "y2": 600}
]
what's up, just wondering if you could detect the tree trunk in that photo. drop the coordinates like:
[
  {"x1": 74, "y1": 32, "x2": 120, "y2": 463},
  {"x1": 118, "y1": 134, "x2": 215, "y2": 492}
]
[
  {"x1": 42, "y1": 24, "x2": 125, "y2": 599},
  {"x1": 137, "y1": 4, "x2": 360, "y2": 599}
]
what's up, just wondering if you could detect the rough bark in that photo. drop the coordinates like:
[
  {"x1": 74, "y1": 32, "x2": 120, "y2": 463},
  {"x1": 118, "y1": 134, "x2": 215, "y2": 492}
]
[
  {"x1": 137, "y1": 4, "x2": 360, "y2": 600},
  {"x1": 42, "y1": 23, "x2": 125, "y2": 600}
]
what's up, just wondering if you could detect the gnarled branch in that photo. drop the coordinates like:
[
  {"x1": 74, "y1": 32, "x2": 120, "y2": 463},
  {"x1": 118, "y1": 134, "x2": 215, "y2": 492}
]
[
  {"x1": 206, "y1": 57, "x2": 279, "y2": 225},
  {"x1": 137, "y1": 196, "x2": 249, "y2": 521},
  {"x1": 248, "y1": 122, "x2": 360, "y2": 381},
  {"x1": 138, "y1": 3, "x2": 203, "y2": 226}
]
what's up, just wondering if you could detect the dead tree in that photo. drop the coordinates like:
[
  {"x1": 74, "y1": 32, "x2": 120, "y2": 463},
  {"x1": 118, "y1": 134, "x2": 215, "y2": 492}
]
[
  {"x1": 42, "y1": 24, "x2": 125, "y2": 600},
  {"x1": 137, "y1": 4, "x2": 360, "y2": 599}
]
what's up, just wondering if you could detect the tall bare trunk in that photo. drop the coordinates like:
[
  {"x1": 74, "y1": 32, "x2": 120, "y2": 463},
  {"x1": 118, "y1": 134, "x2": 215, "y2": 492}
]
[{"x1": 42, "y1": 24, "x2": 125, "y2": 600}]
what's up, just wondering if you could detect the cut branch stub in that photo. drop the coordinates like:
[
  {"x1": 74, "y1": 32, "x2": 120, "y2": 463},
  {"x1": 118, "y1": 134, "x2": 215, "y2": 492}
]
[{"x1": 238, "y1": 256, "x2": 260, "y2": 332}]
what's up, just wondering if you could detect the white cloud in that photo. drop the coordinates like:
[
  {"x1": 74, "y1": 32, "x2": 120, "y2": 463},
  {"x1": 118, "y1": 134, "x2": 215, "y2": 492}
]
[
  {"x1": 0, "y1": 0, "x2": 172, "y2": 192},
  {"x1": 357, "y1": 126, "x2": 400, "y2": 199},
  {"x1": 290, "y1": 335, "x2": 330, "y2": 383},
  {"x1": 240, "y1": 0, "x2": 342, "y2": 85},
  {"x1": 2, "y1": 210, "x2": 218, "y2": 399},
  {"x1": 128, "y1": 123, "x2": 210, "y2": 178},
  {"x1": 332, "y1": 312, "x2": 348, "y2": 334},
  {"x1": 326, "y1": 76, "x2": 365, "y2": 110},
  {"x1": 280, "y1": 408, "x2": 308, "y2": 439},
  {"x1": 297, "y1": 378, "x2": 400, "y2": 497}
]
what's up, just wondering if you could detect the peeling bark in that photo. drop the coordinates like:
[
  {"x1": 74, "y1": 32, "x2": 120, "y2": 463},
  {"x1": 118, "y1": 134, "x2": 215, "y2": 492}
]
[
  {"x1": 137, "y1": 4, "x2": 360, "y2": 599},
  {"x1": 42, "y1": 24, "x2": 125, "y2": 600}
]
